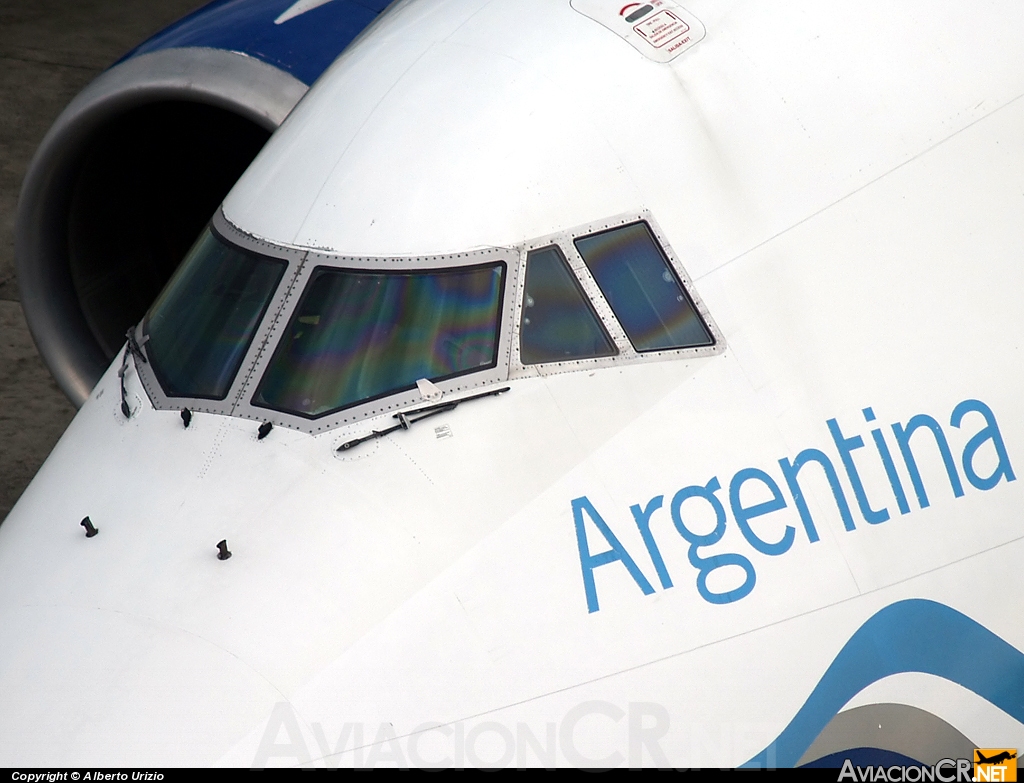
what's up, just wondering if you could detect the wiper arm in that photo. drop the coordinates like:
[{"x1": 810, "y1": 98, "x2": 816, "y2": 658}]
[
  {"x1": 126, "y1": 327, "x2": 150, "y2": 364},
  {"x1": 118, "y1": 326, "x2": 150, "y2": 418},
  {"x1": 337, "y1": 386, "x2": 510, "y2": 452}
]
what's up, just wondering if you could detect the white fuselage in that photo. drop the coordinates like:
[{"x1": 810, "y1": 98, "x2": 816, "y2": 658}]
[{"x1": 2, "y1": 0, "x2": 1024, "y2": 767}]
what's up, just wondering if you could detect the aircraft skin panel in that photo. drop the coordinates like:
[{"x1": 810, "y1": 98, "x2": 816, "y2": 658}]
[
  {"x1": 3, "y1": 0, "x2": 1024, "y2": 768},
  {"x1": 3, "y1": 222, "x2": 1023, "y2": 764},
  {"x1": 224, "y1": 0, "x2": 1024, "y2": 263},
  {"x1": 212, "y1": 550, "x2": 1024, "y2": 766},
  {"x1": 0, "y1": 603, "x2": 283, "y2": 766}
]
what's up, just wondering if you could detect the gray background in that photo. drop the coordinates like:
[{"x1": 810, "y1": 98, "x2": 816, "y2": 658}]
[{"x1": 0, "y1": 0, "x2": 203, "y2": 520}]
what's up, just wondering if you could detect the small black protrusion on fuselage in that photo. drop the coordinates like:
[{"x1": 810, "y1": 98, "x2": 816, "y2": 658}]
[
  {"x1": 257, "y1": 421, "x2": 273, "y2": 440},
  {"x1": 181, "y1": 408, "x2": 192, "y2": 428},
  {"x1": 81, "y1": 516, "x2": 99, "y2": 538},
  {"x1": 216, "y1": 539, "x2": 232, "y2": 560}
]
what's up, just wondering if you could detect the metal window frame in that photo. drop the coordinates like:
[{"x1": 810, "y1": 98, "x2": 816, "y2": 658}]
[
  {"x1": 133, "y1": 209, "x2": 309, "y2": 418},
  {"x1": 518, "y1": 242, "x2": 619, "y2": 366},
  {"x1": 509, "y1": 210, "x2": 724, "y2": 379},
  {"x1": 135, "y1": 207, "x2": 720, "y2": 435},
  {"x1": 227, "y1": 242, "x2": 520, "y2": 436}
]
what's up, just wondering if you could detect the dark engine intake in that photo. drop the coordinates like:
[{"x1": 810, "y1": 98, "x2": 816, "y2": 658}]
[{"x1": 15, "y1": 47, "x2": 307, "y2": 406}]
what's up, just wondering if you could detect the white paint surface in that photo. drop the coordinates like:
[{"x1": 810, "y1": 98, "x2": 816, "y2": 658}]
[{"x1": 4, "y1": 0, "x2": 1024, "y2": 767}]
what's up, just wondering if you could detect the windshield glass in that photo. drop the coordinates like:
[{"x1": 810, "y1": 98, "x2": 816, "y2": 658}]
[
  {"x1": 254, "y1": 263, "x2": 505, "y2": 418},
  {"x1": 575, "y1": 222, "x2": 713, "y2": 352},
  {"x1": 520, "y1": 246, "x2": 617, "y2": 364},
  {"x1": 144, "y1": 227, "x2": 286, "y2": 399}
]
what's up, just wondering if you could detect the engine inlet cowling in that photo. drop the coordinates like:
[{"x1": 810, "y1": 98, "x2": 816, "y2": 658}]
[{"x1": 15, "y1": 47, "x2": 307, "y2": 407}]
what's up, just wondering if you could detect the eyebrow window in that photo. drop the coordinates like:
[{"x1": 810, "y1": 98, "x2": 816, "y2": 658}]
[
  {"x1": 520, "y1": 246, "x2": 617, "y2": 365},
  {"x1": 574, "y1": 222, "x2": 713, "y2": 352},
  {"x1": 144, "y1": 227, "x2": 286, "y2": 400},
  {"x1": 254, "y1": 263, "x2": 505, "y2": 418}
]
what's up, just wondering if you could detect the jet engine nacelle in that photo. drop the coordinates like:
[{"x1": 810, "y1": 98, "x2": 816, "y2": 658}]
[{"x1": 15, "y1": 0, "x2": 388, "y2": 406}]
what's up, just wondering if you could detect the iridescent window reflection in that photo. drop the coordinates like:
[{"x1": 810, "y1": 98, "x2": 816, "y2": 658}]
[
  {"x1": 254, "y1": 263, "x2": 505, "y2": 418},
  {"x1": 574, "y1": 222, "x2": 713, "y2": 352},
  {"x1": 520, "y1": 246, "x2": 616, "y2": 364},
  {"x1": 144, "y1": 228, "x2": 286, "y2": 399}
]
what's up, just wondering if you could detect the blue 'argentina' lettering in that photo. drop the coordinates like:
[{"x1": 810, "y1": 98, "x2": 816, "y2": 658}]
[
  {"x1": 573, "y1": 496, "x2": 654, "y2": 613},
  {"x1": 572, "y1": 398, "x2": 1015, "y2": 613},
  {"x1": 672, "y1": 477, "x2": 756, "y2": 604}
]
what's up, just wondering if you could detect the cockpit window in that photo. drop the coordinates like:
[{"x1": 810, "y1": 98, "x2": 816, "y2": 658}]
[
  {"x1": 144, "y1": 227, "x2": 286, "y2": 399},
  {"x1": 253, "y1": 263, "x2": 505, "y2": 418},
  {"x1": 574, "y1": 222, "x2": 713, "y2": 352},
  {"x1": 520, "y1": 246, "x2": 617, "y2": 364}
]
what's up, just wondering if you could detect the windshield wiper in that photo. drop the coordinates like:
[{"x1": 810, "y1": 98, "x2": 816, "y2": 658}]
[
  {"x1": 118, "y1": 326, "x2": 150, "y2": 418},
  {"x1": 337, "y1": 386, "x2": 510, "y2": 452}
]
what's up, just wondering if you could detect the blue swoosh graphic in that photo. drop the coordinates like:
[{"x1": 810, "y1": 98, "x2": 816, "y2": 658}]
[
  {"x1": 744, "y1": 599, "x2": 1024, "y2": 768},
  {"x1": 119, "y1": 0, "x2": 390, "y2": 85}
]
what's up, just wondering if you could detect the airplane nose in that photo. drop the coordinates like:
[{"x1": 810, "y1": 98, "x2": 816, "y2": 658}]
[{"x1": 0, "y1": 363, "x2": 302, "y2": 765}]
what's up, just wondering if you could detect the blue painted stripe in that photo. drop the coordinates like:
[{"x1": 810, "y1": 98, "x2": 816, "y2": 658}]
[
  {"x1": 118, "y1": 0, "x2": 390, "y2": 86},
  {"x1": 744, "y1": 599, "x2": 1024, "y2": 768}
]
